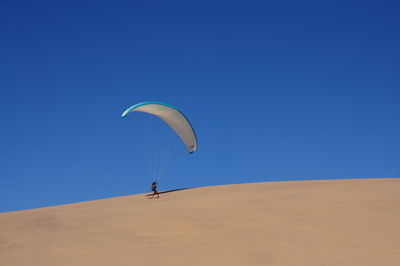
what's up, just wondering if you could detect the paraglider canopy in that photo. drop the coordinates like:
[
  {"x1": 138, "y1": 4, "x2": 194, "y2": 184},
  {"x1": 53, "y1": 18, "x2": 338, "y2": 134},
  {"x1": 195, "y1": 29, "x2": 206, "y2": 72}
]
[{"x1": 122, "y1": 102, "x2": 197, "y2": 153}]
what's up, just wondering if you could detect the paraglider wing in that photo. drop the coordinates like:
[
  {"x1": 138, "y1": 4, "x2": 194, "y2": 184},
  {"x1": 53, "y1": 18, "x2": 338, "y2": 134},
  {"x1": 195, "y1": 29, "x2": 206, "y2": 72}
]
[{"x1": 121, "y1": 102, "x2": 197, "y2": 153}]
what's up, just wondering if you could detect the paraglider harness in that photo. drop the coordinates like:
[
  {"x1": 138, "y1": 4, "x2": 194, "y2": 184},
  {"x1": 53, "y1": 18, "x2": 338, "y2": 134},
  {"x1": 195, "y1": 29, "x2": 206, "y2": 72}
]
[{"x1": 151, "y1": 182, "x2": 157, "y2": 192}]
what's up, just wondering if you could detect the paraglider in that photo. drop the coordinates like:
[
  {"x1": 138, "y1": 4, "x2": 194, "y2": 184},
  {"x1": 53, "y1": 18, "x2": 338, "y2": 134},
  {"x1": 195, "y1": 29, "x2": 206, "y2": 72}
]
[
  {"x1": 150, "y1": 181, "x2": 159, "y2": 199},
  {"x1": 122, "y1": 102, "x2": 197, "y2": 197}
]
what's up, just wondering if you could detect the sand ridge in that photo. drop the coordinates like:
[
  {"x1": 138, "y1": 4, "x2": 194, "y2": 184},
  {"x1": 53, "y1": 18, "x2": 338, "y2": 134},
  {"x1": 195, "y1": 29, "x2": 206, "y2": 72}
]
[{"x1": 1, "y1": 178, "x2": 400, "y2": 266}]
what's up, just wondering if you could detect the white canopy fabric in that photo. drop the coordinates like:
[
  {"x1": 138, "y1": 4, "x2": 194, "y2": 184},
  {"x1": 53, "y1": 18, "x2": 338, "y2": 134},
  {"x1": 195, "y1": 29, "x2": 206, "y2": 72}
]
[{"x1": 122, "y1": 102, "x2": 197, "y2": 153}]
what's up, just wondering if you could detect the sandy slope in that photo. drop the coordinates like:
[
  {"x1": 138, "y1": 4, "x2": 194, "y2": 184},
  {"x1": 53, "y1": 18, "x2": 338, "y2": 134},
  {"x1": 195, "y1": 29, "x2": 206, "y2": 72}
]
[{"x1": 1, "y1": 178, "x2": 400, "y2": 266}]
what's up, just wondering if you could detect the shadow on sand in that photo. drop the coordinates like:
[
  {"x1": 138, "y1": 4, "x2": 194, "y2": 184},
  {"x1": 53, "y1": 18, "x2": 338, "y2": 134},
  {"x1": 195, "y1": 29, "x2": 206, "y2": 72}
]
[{"x1": 145, "y1": 188, "x2": 192, "y2": 197}]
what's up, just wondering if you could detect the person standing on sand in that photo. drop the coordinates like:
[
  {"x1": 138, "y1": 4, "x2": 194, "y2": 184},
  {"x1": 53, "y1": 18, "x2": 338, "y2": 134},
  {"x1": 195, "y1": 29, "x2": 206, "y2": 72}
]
[{"x1": 151, "y1": 181, "x2": 159, "y2": 199}]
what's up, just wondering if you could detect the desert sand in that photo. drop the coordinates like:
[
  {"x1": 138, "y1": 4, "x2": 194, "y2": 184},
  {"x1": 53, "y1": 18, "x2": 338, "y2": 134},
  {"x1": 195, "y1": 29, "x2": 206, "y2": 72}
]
[{"x1": 1, "y1": 178, "x2": 400, "y2": 266}]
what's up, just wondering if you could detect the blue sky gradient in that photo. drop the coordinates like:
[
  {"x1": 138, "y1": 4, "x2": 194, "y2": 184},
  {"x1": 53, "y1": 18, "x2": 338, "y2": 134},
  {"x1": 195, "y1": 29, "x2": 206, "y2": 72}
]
[{"x1": 1, "y1": 0, "x2": 399, "y2": 212}]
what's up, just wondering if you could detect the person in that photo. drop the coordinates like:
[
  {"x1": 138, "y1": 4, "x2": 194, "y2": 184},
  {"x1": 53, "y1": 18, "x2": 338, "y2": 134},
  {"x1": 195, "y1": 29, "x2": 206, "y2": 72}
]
[{"x1": 151, "y1": 181, "x2": 159, "y2": 199}]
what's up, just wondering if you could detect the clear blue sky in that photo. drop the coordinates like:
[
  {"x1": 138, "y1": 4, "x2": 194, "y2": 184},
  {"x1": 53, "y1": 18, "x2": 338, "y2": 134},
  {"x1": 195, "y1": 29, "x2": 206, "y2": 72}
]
[{"x1": 1, "y1": 0, "x2": 399, "y2": 212}]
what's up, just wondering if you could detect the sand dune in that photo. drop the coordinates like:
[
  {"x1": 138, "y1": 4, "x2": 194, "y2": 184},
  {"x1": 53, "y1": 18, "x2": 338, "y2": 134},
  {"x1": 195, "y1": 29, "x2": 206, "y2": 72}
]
[{"x1": 1, "y1": 178, "x2": 400, "y2": 266}]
